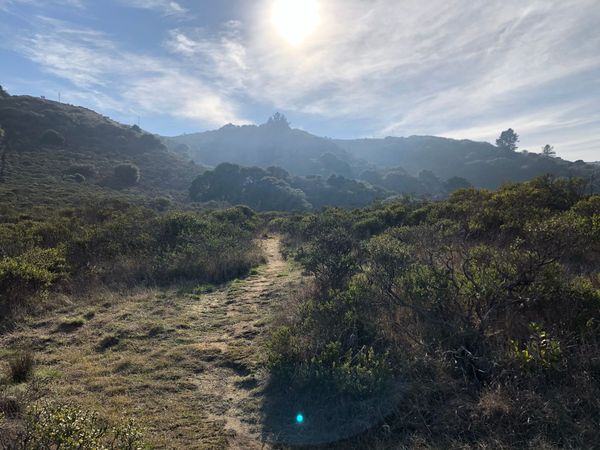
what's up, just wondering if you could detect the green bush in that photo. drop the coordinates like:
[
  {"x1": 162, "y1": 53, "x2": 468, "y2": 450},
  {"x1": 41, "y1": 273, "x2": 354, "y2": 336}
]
[
  {"x1": 0, "y1": 247, "x2": 67, "y2": 315},
  {"x1": 40, "y1": 129, "x2": 65, "y2": 146},
  {"x1": 0, "y1": 203, "x2": 265, "y2": 326},
  {"x1": 12, "y1": 404, "x2": 146, "y2": 450},
  {"x1": 269, "y1": 178, "x2": 600, "y2": 447},
  {"x1": 113, "y1": 164, "x2": 140, "y2": 187}
]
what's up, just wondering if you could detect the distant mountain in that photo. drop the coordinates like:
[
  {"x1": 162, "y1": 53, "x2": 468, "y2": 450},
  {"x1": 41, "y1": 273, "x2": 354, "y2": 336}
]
[
  {"x1": 0, "y1": 91, "x2": 203, "y2": 209},
  {"x1": 335, "y1": 136, "x2": 594, "y2": 189},
  {"x1": 166, "y1": 115, "x2": 597, "y2": 191},
  {"x1": 164, "y1": 113, "x2": 364, "y2": 178}
]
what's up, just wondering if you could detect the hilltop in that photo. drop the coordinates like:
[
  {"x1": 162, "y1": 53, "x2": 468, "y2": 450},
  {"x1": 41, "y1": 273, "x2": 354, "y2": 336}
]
[{"x1": 0, "y1": 90, "x2": 203, "y2": 210}]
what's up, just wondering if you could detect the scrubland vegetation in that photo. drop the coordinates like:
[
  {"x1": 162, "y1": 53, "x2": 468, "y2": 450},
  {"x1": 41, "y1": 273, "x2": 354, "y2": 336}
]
[
  {"x1": 0, "y1": 202, "x2": 266, "y2": 448},
  {"x1": 1, "y1": 92, "x2": 599, "y2": 448},
  {"x1": 0, "y1": 202, "x2": 263, "y2": 324},
  {"x1": 1, "y1": 174, "x2": 598, "y2": 449},
  {"x1": 266, "y1": 175, "x2": 600, "y2": 448}
]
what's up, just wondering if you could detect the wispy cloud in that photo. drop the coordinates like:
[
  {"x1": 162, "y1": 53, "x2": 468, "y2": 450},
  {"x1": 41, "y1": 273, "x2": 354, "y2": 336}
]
[
  {"x1": 0, "y1": 0, "x2": 83, "y2": 12},
  {"x1": 117, "y1": 0, "x2": 186, "y2": 16},
  {"x1": 2, "y1": 0, "x2": 599, "y2": 158},
  {"x1": 166, "y1": 0, "x2": 600, "y2": 158},
  {"x1": 11, "y1": 16, "x2": 246, "y2": 126}
]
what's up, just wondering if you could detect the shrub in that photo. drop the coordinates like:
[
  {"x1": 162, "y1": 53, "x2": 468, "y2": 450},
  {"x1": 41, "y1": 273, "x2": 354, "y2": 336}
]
[
  {"x1": 12, "y1": 404, "x2": 146, "y2": 449},
  {"x1": 63, "y1": 164, "x2": 97, "y2": 178},
  {"x1": 40, "y1": 129, "x2": 65, "y2": 146},
  {"x1": 269, "y1": 178, "x2": 600, "y2": 447},
  {"x1": 0, "y1": 247, "x2": 67, "y2": 315},
  {"x1": 8, "y1": 350, "x2": 35, "y2": 383},
  {"x1": 150, "y1": 196, "x2": 172, "y2": 211},
  {"x1": 113, "y1": 164, "x2": 140, "y2": 187}
]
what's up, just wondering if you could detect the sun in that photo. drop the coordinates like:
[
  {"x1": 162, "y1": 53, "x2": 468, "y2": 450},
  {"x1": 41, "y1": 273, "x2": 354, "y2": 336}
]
[{"x1": 271, "y1": 0, "x2": 320, "y2": 46}]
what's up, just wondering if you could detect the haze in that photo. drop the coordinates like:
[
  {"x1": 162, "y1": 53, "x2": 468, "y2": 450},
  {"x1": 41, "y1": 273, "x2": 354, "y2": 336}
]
[{"x1": 1, "y1": 0, "x2": 599, "y2": 160}]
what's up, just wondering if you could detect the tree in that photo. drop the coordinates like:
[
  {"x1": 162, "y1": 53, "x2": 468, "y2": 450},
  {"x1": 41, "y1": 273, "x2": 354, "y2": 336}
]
[
  {"x1": 40, "y1": 129, "x2": 65, "y2": 146},
  {"x1": 445, "y1": 176, "x2": 472, "y2": 192},
  {"x1": 264, "y1": 112, "x2": 290, "y2": 130},
  {"x1": 0, "y1": 85, "x2": 8, "y2": 99},
  {"x1": 113, "y1": 163, "x2": 140, "y2": 187},
  {"x1": 541, "y1": 144, "x2": 556, "y2": 157},
  {"x1": 496, "y1": 128, "x2": 519, "y2": 152}
]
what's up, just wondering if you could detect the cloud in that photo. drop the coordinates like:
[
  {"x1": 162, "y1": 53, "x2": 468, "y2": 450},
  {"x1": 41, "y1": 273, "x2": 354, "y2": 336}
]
[
  {"x1": 0, "y1": 0, "x2": 83, "y2": 12},
  {"x1": 12, "y1": 16, "x2": 246, "y2": 127},
  {"x1": 166, "y1": 0, "x2": 600, "y2": 157},
  {"x1": 116, "y1": 0, "x2": 186, "y2": 15},
  {"x1": 3, "y1": 0, "x2": 599, "y2": 158}
]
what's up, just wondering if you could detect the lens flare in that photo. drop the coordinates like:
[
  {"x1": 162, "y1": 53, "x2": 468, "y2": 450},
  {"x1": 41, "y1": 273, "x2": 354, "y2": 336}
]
[{"x1": 296, "y1": 413, "x2": 304, "y2": 424}]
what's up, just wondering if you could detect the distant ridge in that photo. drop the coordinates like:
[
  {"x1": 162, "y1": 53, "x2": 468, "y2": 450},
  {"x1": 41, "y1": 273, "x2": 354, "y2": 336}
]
[{"x1": 165, "y1": 115, "x2": 597, "y2": 190}]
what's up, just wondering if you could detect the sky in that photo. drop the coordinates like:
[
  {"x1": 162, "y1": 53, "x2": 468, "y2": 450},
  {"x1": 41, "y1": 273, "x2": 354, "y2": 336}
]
[{"x1": 0, "y1": 0, "x2": 599, "y2": 161}]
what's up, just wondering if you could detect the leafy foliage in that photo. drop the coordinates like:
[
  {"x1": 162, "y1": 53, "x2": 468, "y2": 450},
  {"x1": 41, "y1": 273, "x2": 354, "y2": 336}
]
[
  {"x1": 0, "y1": 202, "x2": 263, "y2": 324},
  {"x1": 113, "y1": 163, "x2": 140, "y2": 187},
  {"x1": 40, "y1": 129, "x2": 65, "y2": 146},
  {"x1": 190, "y1": 162, "x2": 386, "y2": 210},
  {"x1": 496, "y1": 128, "x2": 519, "y2": 152},
  {"x1": 270, "y1": 176, "x2": 600, "y2": 447},
  {"x1": 9, "y1": 404, "x2": 146, "y2": 450}
]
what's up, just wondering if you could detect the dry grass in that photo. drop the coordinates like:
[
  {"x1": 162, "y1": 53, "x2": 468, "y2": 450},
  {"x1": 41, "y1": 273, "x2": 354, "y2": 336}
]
[
  {"x1": 7, "y1": 351, "x2": 35, "y2": 384},
  {"x1": 0, "y1": 236, "x2": 305, "y2": 449}
]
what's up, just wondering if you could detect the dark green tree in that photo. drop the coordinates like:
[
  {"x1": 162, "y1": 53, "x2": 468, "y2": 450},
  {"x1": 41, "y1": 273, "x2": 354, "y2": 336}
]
[
  {"x1": 496, "y1": 128, "x2": 519, "y2": 152},
  {"x1": 40, "y1": 129, "x2": 65, "y2": 146},
  {"x1": 113, "y1": 163, "x2": 140, "y2": 186},
  {"x1": 542, "y1": 144, "x2": 556, "y2": 157}
]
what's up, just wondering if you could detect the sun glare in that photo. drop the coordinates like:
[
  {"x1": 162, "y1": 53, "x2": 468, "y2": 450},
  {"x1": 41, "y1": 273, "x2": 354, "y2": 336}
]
[{"x1": 271, "y1": 0, "x2": 320, "y2": 46}]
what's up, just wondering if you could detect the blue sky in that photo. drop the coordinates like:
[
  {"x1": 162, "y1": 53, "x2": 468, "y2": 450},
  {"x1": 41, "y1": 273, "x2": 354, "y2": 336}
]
[{"x1": 1, "y1": 0, "x2": 599, "y2": 161}]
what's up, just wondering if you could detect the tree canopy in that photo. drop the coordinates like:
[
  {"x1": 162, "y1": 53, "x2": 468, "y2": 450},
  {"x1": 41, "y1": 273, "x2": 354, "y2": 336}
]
[
  {"x1": 496, "y1": 128, "x2": 519, "y2": 152},
  {"x1": 542, "y1": 144, "x2": 556, "y2": 157}
]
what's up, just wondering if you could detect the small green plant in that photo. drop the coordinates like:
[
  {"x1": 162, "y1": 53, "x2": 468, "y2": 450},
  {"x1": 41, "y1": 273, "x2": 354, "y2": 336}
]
[
  {"x1": 9, "y1": 350, "x2": 35, "y2": 383},
  {"x1": 511, "y1": 322, "x2": 563, "y2": 371},
  {"x1": 14, "y1": 404, "x2": 146, "y2": 450}
]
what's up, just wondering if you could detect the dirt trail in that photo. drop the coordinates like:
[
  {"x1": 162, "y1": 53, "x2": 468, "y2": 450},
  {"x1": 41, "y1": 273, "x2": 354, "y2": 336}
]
[
  {"x1": 0, "y1": 235, "x2": 302, "y2": 449},
  {"x1": 189, "y1": 235, "x2": 297, "y2": 449}
]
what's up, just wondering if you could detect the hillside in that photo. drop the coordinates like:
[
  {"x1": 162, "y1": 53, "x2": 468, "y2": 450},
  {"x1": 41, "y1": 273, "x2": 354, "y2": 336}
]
[
  {"x1": 0, "y1": 92, "x2": 203, "y2": 210},
  {"x1": 336, "y1": 135, "x2": 594, "y2": 189},
  {"x1": 164, "y1": 114, "x2": 364, "y2": 178},
  {"x1": 166, "y1": 116, "x2": 597, "y2": 192}
]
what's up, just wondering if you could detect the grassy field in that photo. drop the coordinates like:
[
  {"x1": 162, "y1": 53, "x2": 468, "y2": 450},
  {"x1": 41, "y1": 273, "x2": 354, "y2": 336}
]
[{"x1": 0, "y1": 236, "x2": 305, "y2": 449}]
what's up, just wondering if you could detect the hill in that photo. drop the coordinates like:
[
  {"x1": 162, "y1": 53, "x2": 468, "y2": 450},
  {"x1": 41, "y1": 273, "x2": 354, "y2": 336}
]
[
  {"x1": 166, "y1": 115, "x2": 598, "y2": 192},
  {"x1": 0, "y1": 90, "x2": 203, "y2": 210},
  {"x1": 164, "y1": 113, "x2": 364, "y2": 178},
  {"x1": 336, "y1": 135, "x2": 595, "y2": 189}
]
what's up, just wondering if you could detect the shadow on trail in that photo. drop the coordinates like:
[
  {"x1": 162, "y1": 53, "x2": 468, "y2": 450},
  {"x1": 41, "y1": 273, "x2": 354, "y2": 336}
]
[{"x1": 259, "y1": 375, "x2": 405, "y2": 448}]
